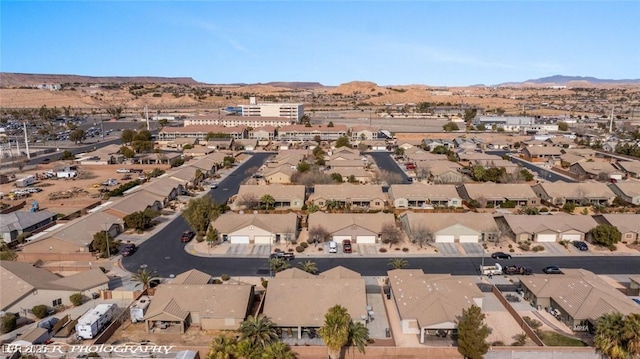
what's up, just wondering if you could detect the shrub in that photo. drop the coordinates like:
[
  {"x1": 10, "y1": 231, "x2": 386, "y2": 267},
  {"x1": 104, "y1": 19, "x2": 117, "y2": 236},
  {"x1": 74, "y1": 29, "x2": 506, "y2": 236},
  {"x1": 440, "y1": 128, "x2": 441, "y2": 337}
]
[
  {"x1": 273, "y1": 248, "x2": 281, "y2": 253},
  {"x1": 212, "y1": 279, "x2": 223, "y2": 284},
  {"x1": 402, "y1": 247, "x2": 409, "y2": 252},
  {"x1": 0, "y1": 313, "x2": 17, "y2": 334},
  {"x1": 509, "y1": 248, "x2": 515, "y2": 252},
  {"x1": 609, "y1": 244, "x2": 617, "y2": 251},
  {"x1": 221, "y1": 274, "x2": 230, "y2": 281},
  {"x1": 508, "y1": 244, "x2": 513, "y2": 249},
  {"x1": 32, "y1": 305, "x2": 48, "y2": 319},
  {"x1": 532, "y1": 245, "x2": 545, "y2": 252},
  {"x1": 108, "y1": 179, "x2": 142, "y2": 197},
  {"x1": 300, "y1": 242, "x2": 309, "y2": 248},
  {"x1": 295, "y1": 245, "x2": 305, "y2": 253},
  {"x1": 492, "y1": 341, "x2": 505, "y2": 346},
  {"x1": 261, "y1": 279, "x2": 268, "y2": 288},
  {"x1": 394, "y1": 247, "x2": 400, "y2": 251},
  {"x1": 540, "y1": 207, "x2": 549, "y2": 212},
  {"x1": 69, "y1": 293, "x2": 83, "y2": 307},
  {"x1": 519, "y1": 243, "x2": 531, "y2": 251},
  {"x1": 379, "y1": 248, "x2": 387, "y2": 253}
]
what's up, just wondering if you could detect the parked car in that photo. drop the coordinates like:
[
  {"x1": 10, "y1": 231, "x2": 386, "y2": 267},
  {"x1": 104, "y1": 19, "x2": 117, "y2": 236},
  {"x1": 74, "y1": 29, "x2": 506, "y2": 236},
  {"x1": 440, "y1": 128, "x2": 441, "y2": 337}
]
[
  {"x1": 116, "y1": 168, "x2": 130, "y2": 173},
  {"x1": 42, "y1": 158, "x2": 50, "y2": 163},
  {"x1": 543, "y1": 265, "x2": 563, "y2": 274},
  {"x1": 342, "y1": 240, "x2": 352, "y2": 253},
  {"x1": 572, "y1": 241, "x2": 589, "y2": 251},
  {"x1": 502, "y1": 265, "x2": 532, "y2": 275},
  {"x1": 102, "y1": 178, "x2": 119, "y2": 186},
  {"x1": 180, "y1": 230, "x2": 196, "y2": 243},
  {"x1": 121, "y1": 174, "x2": 132, "y2": 180},
  {"x1": 121, "y1": 244, "x2": 136, "y2": 257},
  {"x1": 270, "y1": 252, "x2": 295, "y2": 261},
  {"x1": 491, "y1": 252, "x2": 512, "y2": 259},
  {"x1": 210, "y1": 182, "x2": 218, "y2": 189},
  {"x1": 329, "y1": 241, "x2": 338, "y2": 253}
]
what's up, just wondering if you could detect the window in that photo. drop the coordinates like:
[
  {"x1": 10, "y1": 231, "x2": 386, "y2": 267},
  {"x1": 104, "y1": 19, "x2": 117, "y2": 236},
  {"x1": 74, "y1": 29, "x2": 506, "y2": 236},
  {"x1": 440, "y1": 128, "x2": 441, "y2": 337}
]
[{"x1": 52, "y1": 298, "x2": 62, "y2": 307}]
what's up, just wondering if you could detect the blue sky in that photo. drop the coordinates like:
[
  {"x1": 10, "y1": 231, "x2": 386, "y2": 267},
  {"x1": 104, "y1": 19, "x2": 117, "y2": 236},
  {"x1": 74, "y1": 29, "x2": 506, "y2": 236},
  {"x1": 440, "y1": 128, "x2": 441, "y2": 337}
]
[{"x1": 2, "y1": 1, "x2": 639, "y2": 86}]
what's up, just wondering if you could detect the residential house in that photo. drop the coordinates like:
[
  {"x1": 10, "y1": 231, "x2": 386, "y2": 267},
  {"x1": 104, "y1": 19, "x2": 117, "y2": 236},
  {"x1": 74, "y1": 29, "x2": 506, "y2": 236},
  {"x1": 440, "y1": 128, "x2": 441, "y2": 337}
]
[
  {"x1": 206, "y1": 138, "x2": 233, "y2": 150},
  {"x1": 165, "y1": 137, "x2": 198, "y2": 150},
  {"x1": 359, "y1": 140, "x2": 387, "y2": 151},
  {"x1": 570, "y1": 161, "x2": 622, "y2": 181},
  {"x1": 326, "y1": 159, "x2": 366, "y2": 168},
  {"x1": 210, "y1": 212, "x2": 298, "y2": 244},
  {"x1": 183, "y1": 147, "x2": 214, "y2": 157},
  {"x1": 263, "y1": 267, "x2": 366, "y2": 340},
  {"x1": 389, "y1": 184, "x2": 462, "y2": 208},
  {"x1": 249, "y1": 126, "x2": 277, "y2": 141},
  {"x1": 264, "y1": 165, "x2": 296, "y2": 184},
  {"x1": 329, "y1": 147, "x2": 360, "y2": 159},
  {"x1": 310, "y1": 184, "x2": 386, "y2": 210},
  {"x1": 103, "y1": 191, "x2": 165, "y2": 219},
  {"x1": 521, "y1": 146, "x2": 563, "y2": 163},
  {"x1": 453, "y1": 138, "x2": 477, "y2": 151},
  {"x1": 420, "y1": 162, "x2": 464, "y2": 184},
  {"x1": 144, "y1": 277, "x2": 254, "y2": 332},
  {"x1": 141, "y1": 176, "x2": 187, "y2": 204},
  {"x1": 234, "y1": 139, "x2": 258, "y2": 151},
  {"x1": 136, "y1": 151, "x2": 182, "y2": 165},
  {"x1": 388, "y1": 269, "x2": 483, "y2": 343},
  {"x1": 531, "y1": 182, "x2": 617, "y2": 207},
  {"x1": 0, "y1": 210, "x2": 57, "y2": 244},
  {"x1": 1, "y1": 261, "x2": 109, "y2": 312},
  {"x1": 399, "y1": 212, "x2": 498, "y2": 243},
  {"x1": 350, "y1": 126, "x2": 378, "y2": 141},
  {"x1": 608, "y1": 181, "x2": 640, "y2": 205},
  {"x1": 616, "y1": 161, "x2": 640, "y2": 179},
  {"x1": 326, "y1": 167, "x2": 372, "y2": 184},
  {"x1": 457, "y1": 183, "x2": 539, "y2": 207},
  {"x1": 593, "y1": 214, "x2": 640, "y2": 243},
  {"x1": 187, "y1": 154, "x2": 226, "y2": 177},
  {"x1": 519, "y1": 269, "x2": 639, "y2": 330},
  {"x1": 501, "y1": 213, "x2": 598, "y2": 242},
  {"x1": 278, "y1": 124, "x2": 348, "y2": 141},
  {"x1": 307, "y1": 212, "x2": 394, "y2": 243},
  {"x1": 233, "y1": 184, "x2": 305, "y2": 210}
]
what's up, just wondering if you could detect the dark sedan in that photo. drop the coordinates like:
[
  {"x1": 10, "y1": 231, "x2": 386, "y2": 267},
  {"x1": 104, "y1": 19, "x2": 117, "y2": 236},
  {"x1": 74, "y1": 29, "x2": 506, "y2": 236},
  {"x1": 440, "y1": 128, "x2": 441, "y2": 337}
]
[
  {"x1": 543, "y1": 265, "x2": 563, "y2": 274},
  {"x1": 572, "y1": 241, "x2": 589, "y2": 251},
  {"x1": 491, "y1": 252, "x2": 512, "y2": 259},
  {"x1": 121, "y1": 244, "x2": 136, "y2": 257}
]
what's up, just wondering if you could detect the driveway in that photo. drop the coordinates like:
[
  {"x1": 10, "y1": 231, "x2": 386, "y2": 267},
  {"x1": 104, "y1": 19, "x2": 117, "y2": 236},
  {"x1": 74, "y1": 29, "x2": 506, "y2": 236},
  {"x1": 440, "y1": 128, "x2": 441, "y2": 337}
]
[
  {"x1": 436, "y1": 243, "x2": 459, "y2": 256},
  {"x1": 461, "y1": 243, "x2": 483, "y2": 255},
  {"x1": 539, "y1": 243, "x2": 570, "y2": 255}
]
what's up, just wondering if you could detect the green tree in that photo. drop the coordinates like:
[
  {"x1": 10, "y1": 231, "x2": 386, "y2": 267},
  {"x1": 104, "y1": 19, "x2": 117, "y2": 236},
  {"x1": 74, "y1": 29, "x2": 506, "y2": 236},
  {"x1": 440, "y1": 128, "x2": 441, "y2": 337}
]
[
  {"x1": 69, "y1": 129, "x2": 86, "y2": 144},
  {"x1": 60, "y1": 150, "x2": 75, "y2": 160},
  {"x1": 328, "y1": 121, "x2": 334, "y2": 127},
  {"x1": 558, "y1": 122, "x2": 569, "y2": 131},
  {"x1": 0, "y1": 313, "x2": 17, "y2": 334},
  {"x1": 394, "y1": 147, "x2": 405, "y2": 156},
  {"x1": 92, "y1": 230, "x2": 117, "y2": 258},
  {"x1": 388, "y1": 258, "x2": 409, "y2": 270},
  {"x1": 32, "y1": 305, "x2": 48, "y2": 319},
  {"x1": 330, "y1": 173, "x2": 343, "y2": 183},
  {"x1": 121, "y1": 129, "x2": 135, "y2": 145},
  {"x1": 520, "y1": 169, "x2": 534, "y2": 181},
  {"x1": 260, "y1": 194, "x2": 275, "y2": 210},
  {"x1": 183, "y1": 197, "x2": 225, "y2": 234},
  {"x1": 239, "y1": 314, "x2": 278, "y2": 349},
  {"x1": 268, "y1": 258, "x2": 290, "y2": 273},
  {"x1": 296, "y1": 161, "x2": 311, "y2": 173},
  {"x1": 298, "y1": 260, "x2": 318, "y2": 274},
  {"x1": 589, "y1": 224, "x2": 622, "y2": 247},
  {"x1": 120, "y1": 146, "x2": 135, "y2": 159},
  {"x1": 476, "y1": 123, "x2": 486, "y2": 131},
  {"x1": 563, "y1": 202, "x2": 576, "y2": 213},
  {"x1": 335, "y1": 136, "x2": 350, "y2": 148},
  {"x1": 260, "y1": 341, "x2": 295, "y2": 359},
  {"x1": 464, "y1": 109, "x2": 478, "y2": 123},
  {"x1": 158, "y1": 118, "x2": 169, "y2": 127},
  {"x1": 595, "y1": 312, "x2": 627, "y2": 359},
  {"x1": 131, "y1": 268, "x2": 159, "y2": 290},
  {"x1": 623, "y1": 313, "x2": 640, "y2": 358},
  {"x1": 69, "y1": 293, "x2": 83, "y2": 306},
  {"x1": 318, "y1": 305, "x2": 352, "y2": 359},
  {"x1": 443, "y1": 122, "x2": 459, "y2": 132},
  {"x1": 456, "y1": 305, "x2": 490, "y2": 359},
  {"x1": 207, "y1": 335, "x2": 237, "y2": 359}
]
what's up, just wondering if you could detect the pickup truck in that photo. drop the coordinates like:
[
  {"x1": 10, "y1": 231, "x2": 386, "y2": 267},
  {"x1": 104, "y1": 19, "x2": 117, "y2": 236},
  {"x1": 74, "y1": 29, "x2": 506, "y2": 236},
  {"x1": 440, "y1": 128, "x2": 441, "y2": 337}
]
[
  {"x1": 480, "y1": 263, "x2": 503, "y2": 276},
  {"x1": 502, "y1": 265, "x2": 532, "y2": 276}
]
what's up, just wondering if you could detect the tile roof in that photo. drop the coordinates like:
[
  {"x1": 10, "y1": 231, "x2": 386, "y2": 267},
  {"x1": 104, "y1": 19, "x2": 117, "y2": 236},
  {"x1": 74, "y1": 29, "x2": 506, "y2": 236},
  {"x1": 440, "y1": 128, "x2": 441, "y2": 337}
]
[
  {"x1": 171, "y1": 269, "x2": 212, "y2": 285},
  {"x1": 263, "y1": 266, "x2": 367, "y2": 327},
  {"x1": 460, "y1": 183, "x2": 537, "y2": 201},
  {"x1": 610, "y1": 181, "x2": 640, "y2": 197},
  {"x1": 211, "y1": 212, "x2": 298, "y2": 234},
  {"x1": 389, "y1": 184, "x2": 460, "y2": 201},
  {"x1": 502, "y1": 213, "x2": 598, "y2": 234},
  {"x1": 533, "y1": 182, "x2": 616, "y2": 199},
  {"x1": 599, "y1": 214, "x2": 640, "y2": 234},
  {"x1": 237, "y1": 184, "x2": 305, "y2": 202},
  {"x1": 0, "y1": 210, "x2": 56, "y2": 233},
  {"x1": 312, "y1": 184, "x2": 385, "y2": 201},
  {"x1": 388, "y1": 270, "x2": 483, "y2": 328},
  {"x1": 400, "y1": 212, "x2": 497, "y2": 233},
  {"x1": 308, "y1": 212, "x2": 395, "y2": 234},
  {"x1": 160, "y1": 125, "x2": 246, "y2": 134}
]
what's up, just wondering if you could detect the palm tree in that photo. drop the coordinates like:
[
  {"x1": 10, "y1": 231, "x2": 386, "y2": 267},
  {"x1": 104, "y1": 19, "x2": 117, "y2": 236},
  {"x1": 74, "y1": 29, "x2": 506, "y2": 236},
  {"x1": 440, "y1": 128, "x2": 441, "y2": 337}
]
[
  {"x1": 207, "y1": 335, "x2": 238, "y2": 359},
  {"x1": 268, "y1": 258, "x2": 290, "y2": 274},
  {"x1": 298, "y1": 260, "x2": 318, "y2": 274},
  {"x1": 388, "y1": 258, "x2": 409, "y2": 270},
  {"x1": 260, "y1": 194, "x2": 275, "y2": 210},
  {"x1": 239, "y1": 314, "x2": 278, "y2": 349},
  {"x1": 623, "y1": 313, "x2": 640, "y2": 358},
  {"x1": 318, "y1": 305, "x2": 351, "y2": 359},
  {"x1": 595, "y1": 312, "x2": 627, "y2": 359},
  {"x1": 234, "y1": 339, "x2": 258, "y2": 359},
  {"x1": 260, "y1": 341, "x2": 295, "y2": 359},
  {"x1": 348, "y1": 321, "x2": 369, "y2": 355},
  {"x1": 131, "y1": 268, "x2": 159, "y2": 290}
]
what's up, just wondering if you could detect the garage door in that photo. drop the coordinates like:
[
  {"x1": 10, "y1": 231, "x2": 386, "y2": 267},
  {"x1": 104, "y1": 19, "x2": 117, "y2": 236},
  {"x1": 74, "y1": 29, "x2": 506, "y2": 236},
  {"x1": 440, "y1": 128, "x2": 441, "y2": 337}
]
[
  {"x1": 254, "y1": 236, "x2": 272, "y2": 244},
  {"x1": 332, "y1": 235, "x2": 352, "y2": 242},
  {"x1": 230, "y1": 235, "x2": 250, "y2": 244},
  {"x1": 536, "y1": 234, "x2": 557, "y2": 242},
  {"x1": 458, "y1": 235, "x2": 479, "y2": 243},
  {"x1": 561, "y1": 234, "x2": 582, "y2": 242},
  {"x1": 356, "y1": 235, "x2": 376, "y2": 244},
  {"x1": 435, "y1": 235, "x2": 455, "y2": 243}
]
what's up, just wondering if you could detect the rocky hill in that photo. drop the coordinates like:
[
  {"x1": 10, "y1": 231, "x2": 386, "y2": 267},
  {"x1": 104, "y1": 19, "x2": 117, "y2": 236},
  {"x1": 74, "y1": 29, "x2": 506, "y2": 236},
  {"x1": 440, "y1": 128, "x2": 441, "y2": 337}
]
[
  {"x1": 499, "y1": 75, "x2": 640, "y2": 87},
  {"x1": 0, "y1": 72, "x2": 200, "y2": 87}
]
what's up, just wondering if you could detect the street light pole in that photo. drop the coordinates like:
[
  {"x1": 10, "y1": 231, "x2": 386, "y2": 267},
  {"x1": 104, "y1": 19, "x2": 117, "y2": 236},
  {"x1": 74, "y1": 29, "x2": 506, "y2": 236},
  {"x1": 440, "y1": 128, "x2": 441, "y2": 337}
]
[
  {"x1": 480, "y1": 233, "x2": 485, "y2": 280},
  {"x1": 105, "y1": 223, "x2": 111, "y2": 258}
]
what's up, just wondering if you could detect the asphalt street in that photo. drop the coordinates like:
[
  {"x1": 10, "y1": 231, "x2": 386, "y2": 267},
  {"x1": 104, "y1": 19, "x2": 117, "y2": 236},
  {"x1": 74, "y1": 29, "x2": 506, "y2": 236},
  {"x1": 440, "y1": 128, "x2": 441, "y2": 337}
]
[
  {"x1": 367, "y1": 151, "x2": 412, "y2": 183},
  {"x1": 509, "y1": 155, "x2": 576, "y2": 183}
]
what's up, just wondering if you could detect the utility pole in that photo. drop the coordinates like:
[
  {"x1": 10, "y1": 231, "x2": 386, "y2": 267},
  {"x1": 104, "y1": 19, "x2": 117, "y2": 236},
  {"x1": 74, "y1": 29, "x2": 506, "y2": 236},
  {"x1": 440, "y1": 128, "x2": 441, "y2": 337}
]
[
  {"x1": 105, "y1": 223, "x2": 111, "y2": 258},
  {"x1": 145, "y1": 106, "x2": 150, "y2": 131},
  {"x1": 22, "y1": 121, "x2": 31, "y2": 159}
]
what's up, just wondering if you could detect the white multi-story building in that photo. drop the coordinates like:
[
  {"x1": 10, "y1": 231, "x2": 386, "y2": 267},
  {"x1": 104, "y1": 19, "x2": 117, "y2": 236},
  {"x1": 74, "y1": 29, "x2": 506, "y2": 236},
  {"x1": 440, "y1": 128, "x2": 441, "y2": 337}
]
[
  {"x1": 184, "y1": 115, "x2": 293, "y2": 127},
  {"x1": 239, "y1": 97, "x2": 304, "y2": 122}
]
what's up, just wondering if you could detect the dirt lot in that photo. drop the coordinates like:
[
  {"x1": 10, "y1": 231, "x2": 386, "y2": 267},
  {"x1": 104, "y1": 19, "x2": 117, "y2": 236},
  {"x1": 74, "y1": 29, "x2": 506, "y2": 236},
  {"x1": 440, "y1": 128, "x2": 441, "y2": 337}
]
[
  {"x1": 108, "y1": 321, "x2": 223, "y2": 346},
  {"x1": 1, "y1": 163, "x2": 170, "y2": 215}
]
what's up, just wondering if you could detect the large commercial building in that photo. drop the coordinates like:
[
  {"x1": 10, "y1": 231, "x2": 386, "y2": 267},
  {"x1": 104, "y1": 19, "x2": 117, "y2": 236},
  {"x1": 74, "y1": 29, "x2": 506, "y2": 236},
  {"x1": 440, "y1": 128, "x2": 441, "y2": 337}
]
[{"x1": 240, "y1": 97, "x2": 304, "y2": 122}]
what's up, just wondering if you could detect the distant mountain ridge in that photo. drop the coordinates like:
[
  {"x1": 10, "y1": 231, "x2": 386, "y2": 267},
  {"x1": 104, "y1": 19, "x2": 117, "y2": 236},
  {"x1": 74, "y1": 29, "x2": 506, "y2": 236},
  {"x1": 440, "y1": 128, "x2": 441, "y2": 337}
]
[
  {"x1": 0, "y1": 72, "x2": 200, "y2": 87},
  {"x1": 500, "y1": 75, "x2": 640, "y2": 86},
  {"x1": 228, "y1": 81, "x2": 325, "y2": 89}
]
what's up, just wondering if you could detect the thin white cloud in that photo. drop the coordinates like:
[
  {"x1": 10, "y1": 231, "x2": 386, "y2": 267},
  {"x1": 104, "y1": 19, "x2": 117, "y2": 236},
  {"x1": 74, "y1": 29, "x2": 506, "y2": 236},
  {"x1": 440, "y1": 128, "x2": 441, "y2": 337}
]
[{"x1": 185, "y1": 18, "x2": 248, "y2": 53}]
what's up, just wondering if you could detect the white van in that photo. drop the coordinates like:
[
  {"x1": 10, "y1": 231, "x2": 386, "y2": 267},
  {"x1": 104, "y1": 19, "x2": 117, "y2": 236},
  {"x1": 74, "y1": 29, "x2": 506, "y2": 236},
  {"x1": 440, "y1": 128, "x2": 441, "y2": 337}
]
[{"x1": 329, "y1": 241, "x2": 338, "y2": 253}]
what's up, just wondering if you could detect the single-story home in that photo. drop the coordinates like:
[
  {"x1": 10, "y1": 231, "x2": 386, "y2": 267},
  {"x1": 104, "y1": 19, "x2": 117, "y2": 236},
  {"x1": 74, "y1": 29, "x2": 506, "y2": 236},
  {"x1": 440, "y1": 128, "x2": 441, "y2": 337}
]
[
  {"x1": 388, "y1": 269, "x2": 483, "y2": 343},
  {"x1": 210, "y1": 212, "x2": 299, "y2": 244},
  {"x1": 307, "y1": 212, "x2": 395, "y2": 244},
  {"x1": 521, "y1": 146, "x2": 562, "y2": 162},
  {"x1": 310, "y1": 184, "x2": 387, "y2": 210},
  {"x1": 616, "y1": 161, "x2": 640, "y2": 179},
  {"x1": 501, "y1": 213, "x2": 598, "y2": 242},
  {"x1": 264, "y1": 165, "x2": 296, "y2": 184},
  {"x1": 608, "y1": 181, "x2": 640, "y2": 205},
  {"x1": 457, "y1": 183, "x2": 539, "y2": 207},
  {"x1": 1, "y1": 261, "x2": 109, "y2": 313},
  {"x1": 399, "y1": 212, "x2": 498, "y2": 243},
  {"x1": 0, "y1": 210, "x2": 57, "y2": 244},
  {"x1": 593, "y1": 213, "x2": 640, "y2": 243},
  {"x1": 389, "y1": 184, "x2": 462, "y2": 209},
  {"x1": 531, "y1": 182, "x2": 617, "y2": 207},
  {"x1": 263, "y1": 266, "x2": 367, "y2": 339},
  {"x1": 233, "y1": 184, "x2": 305, "y2": 210},
  {"x1": 570, "y1": 161, "x2": 622, "y2": 181}
]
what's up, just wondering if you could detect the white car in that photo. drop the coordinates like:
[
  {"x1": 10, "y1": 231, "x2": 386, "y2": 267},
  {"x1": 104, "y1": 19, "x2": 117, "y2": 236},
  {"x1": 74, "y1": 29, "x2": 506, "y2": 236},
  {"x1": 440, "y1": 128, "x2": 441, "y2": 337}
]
[
  {"x1": 329, "y1": 241, "x2": 338, "y2": 253},
  {"x1": 116, "y1": 168, "x2": 130, "y2": 173}
]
